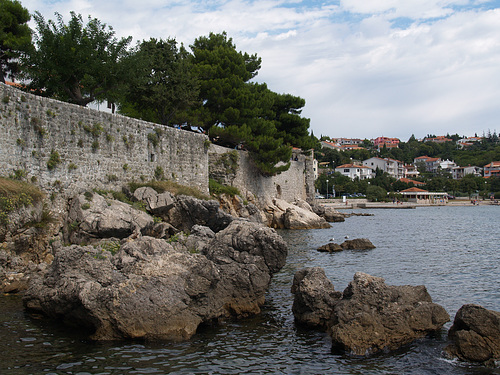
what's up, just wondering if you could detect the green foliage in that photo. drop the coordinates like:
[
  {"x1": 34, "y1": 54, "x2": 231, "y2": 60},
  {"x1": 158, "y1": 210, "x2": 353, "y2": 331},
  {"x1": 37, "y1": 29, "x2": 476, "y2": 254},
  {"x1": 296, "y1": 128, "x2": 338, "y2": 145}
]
[
  {"x1": 84, "y1": 191, "x2": 93, "y2": 201},
  {"x1": 10, "y1": 169, "x2": 26, "y2": 180},
  {"x1": 16, "y1": 137, "x2": 25, "y2": 146},
  {"x1": 22, "y1": 11, "x2": 132, "y2": 106},
  {"x1": 99, "y1": 240, "x2": 120, "y2": 255},
  {"x1": 187, "y1": 32, "x2": 309, "y2": 176},
  {"x1": 0, "y1": 176, "x2": 44, "y2": 225},
  {"x1": 2, "y1": 95, "x2": 9, "y2": 103},
  {"x1": 24, "y1": 208, "x2": 55, "y2": 230},
  {"x1": 366, "y1": 185, "x2": 388, "y2": 202},
  {"x1": 215, "y1": 150, "x2": 239, "y2": 175},
  {"x1": 91, "y1": 140, "x2": 99, "y2": 151},
  {"x1": 118, "y1": 38, "x2": 199, "y2": 125},
  {"x1": 154, "y1": 166, "x2": 164, "y2": 180},
  {"x1": 0, "y1": 0, "x2": 31, "y2": 83},
  {"x1": 81, "y1": 202, "x2": 90, "y2": 210},
  {"x1": 147, "y1": 132, "x2": 160, "y2": 147},
  {"x1": 68, "y1": 162, "x2": 77, "y2": 171},
  {"x1": 122, "y1": 163, "x2": 129, "y2": 171},
  {"x1": 47, "y1": 149, "x2": 60, "y2": 170},
  {"x1": 209, "y1": 178, "x2": 240, "y2": 197},
  {"x1": 83, "y1": 122, "x2": 103, "y2": 137}
]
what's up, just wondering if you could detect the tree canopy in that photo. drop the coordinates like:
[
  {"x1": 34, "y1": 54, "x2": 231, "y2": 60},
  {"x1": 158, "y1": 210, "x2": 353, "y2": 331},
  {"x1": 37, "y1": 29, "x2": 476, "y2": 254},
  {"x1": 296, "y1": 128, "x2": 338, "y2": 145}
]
[
  {"x1": 22, "y1": 11, "x2": 131, "y2": 106},
  {"x1": 0, "y1": 0, "x2": 31, "y2": 83},
  {"x1": 118, "y1": 38, "x2": 199, "y2": 125}
]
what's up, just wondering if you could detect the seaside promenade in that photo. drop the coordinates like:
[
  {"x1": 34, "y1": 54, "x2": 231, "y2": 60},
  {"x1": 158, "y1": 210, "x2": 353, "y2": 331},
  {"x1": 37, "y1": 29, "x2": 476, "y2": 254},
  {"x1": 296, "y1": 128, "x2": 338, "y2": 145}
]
[{"x1": 319, "y1": 198, "x2": 498, "y2": 210}]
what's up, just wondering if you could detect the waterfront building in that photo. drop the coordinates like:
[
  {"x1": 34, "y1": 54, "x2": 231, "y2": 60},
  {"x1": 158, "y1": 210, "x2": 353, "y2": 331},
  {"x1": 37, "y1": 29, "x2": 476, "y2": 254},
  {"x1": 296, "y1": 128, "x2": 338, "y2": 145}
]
[
  {"x1": 335, "y1": 163, "x2": 373, "y2": 180},
  {"x1": 484, "y1": 161, "x2": 500, "y2": 178}
]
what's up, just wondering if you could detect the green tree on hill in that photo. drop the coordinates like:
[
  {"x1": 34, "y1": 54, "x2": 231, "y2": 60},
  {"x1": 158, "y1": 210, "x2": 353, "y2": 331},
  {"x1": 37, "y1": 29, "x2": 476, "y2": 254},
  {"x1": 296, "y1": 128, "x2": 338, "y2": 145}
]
[
  {"x1": 22, "y1": 12, "x2": 131, "y2": 106},
  {"x1": 0, "y1": 0, "x2": 31, "y2": 83}
]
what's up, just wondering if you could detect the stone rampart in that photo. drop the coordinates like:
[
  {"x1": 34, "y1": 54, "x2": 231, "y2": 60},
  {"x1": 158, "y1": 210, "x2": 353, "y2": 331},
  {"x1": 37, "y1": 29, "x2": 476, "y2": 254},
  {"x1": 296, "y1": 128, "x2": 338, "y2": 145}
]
[
  {"x1": 0, "y1": 83, "x2": 209, "y2": 205},
  {"x1": 209, "y1": 144, "x2": 315, "y2": 207}
]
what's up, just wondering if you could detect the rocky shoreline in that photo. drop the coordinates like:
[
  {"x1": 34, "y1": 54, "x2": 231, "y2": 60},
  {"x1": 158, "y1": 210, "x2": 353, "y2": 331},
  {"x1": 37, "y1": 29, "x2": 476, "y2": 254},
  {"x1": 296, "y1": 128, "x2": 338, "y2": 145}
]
[{"x1": 1, "y1": 183, "x2": 498, "y2": 366}]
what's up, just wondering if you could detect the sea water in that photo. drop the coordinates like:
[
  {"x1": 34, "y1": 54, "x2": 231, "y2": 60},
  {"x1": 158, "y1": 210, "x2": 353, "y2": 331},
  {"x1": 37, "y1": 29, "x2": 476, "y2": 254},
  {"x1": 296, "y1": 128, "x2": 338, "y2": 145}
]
[{"x1": 1, "y1": 206, "x2": 499, "y2": 374}]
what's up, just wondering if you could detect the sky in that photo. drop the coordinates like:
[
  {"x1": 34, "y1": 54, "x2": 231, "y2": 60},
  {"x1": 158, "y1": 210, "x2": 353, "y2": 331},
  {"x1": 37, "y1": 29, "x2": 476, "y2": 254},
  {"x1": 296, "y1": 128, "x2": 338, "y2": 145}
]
[{"x1": 19, "y1": 0, "x2": 500, "y2": 141}]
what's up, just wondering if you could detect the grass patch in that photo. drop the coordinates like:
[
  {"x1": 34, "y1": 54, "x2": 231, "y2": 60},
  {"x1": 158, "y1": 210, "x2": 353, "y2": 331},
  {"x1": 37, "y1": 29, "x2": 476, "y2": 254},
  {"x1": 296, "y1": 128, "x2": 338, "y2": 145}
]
[
  {"x1": 128, "y1": 180, "x2": 210, "y2": 200},
  {"x1": 209, "y1": 178, "x2": 241, "y2": 197},
  {"x1": 0, "y1": 177, "x2": 45, "y2": 225}
]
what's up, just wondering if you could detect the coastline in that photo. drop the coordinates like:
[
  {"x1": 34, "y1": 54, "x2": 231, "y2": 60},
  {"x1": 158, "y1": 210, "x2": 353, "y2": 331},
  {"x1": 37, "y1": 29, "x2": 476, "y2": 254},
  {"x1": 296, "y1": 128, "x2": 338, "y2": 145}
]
[{"x1": 319, "y1": 198, "x2": 499, "y2": 209}]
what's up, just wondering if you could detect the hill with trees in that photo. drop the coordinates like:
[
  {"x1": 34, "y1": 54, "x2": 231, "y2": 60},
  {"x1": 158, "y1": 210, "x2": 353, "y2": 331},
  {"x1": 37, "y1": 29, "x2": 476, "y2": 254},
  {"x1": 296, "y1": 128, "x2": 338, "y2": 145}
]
[{"x1": 315, "y1": 132, "x2": 500, "y2": 200}]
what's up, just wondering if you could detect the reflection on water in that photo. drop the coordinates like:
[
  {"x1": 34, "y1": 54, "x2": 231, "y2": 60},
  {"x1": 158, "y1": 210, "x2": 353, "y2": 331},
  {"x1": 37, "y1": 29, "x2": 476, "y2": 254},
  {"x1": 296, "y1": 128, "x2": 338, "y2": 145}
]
[{"x1": 1, "y1": 206, "x2": 499, "y2": 374}]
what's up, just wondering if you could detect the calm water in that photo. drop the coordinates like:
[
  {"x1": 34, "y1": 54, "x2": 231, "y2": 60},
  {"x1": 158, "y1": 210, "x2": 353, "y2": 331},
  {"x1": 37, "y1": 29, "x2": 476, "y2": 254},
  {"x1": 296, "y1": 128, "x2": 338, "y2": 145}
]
[{"x1": 1, "y1": 206, "x2": 499, "y2": 374}]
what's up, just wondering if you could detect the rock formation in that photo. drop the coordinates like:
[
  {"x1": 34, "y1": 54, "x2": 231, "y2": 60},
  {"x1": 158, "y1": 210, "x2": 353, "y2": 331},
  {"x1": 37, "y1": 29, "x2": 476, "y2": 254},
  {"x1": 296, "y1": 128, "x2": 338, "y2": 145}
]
[
  {"x1": 445, "y1": 304, "x2": 500, "y2": 366},
  {"x1": 317, "y1": 238, "x2": 376, "y2": 252},
  {"x1": 267, "y1": 198, "x2": 331, "y2": 229},
  {"x1": 317, "y1": 243, "x2": 343, "y2": 252},
  {"x1": 291, "y1": 267, "x2": 342, "y2": 329},
  {"x1": 291, "y1": 270, "x2": 450, "y2": 356},
  {"x1": 24, "y1": 218, "x2": 288, "y2": 341},
  {"x1": 340, "y1": 238, "x2": 376, "y2": 250}
]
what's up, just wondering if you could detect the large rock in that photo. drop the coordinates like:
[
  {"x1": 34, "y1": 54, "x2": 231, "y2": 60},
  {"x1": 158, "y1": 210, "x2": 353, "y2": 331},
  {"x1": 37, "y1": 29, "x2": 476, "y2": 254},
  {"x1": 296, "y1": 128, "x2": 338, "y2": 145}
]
[
  {"x1": 340, "y1": 238, "x2": 376, "y2": 250},
  {"x1": 217, "y1": 193, "x2": 265, "y2": 224},
  {"x1": 445, "y1": 304, "x2": 500, "y2": 366},
  {"x1": 133, "y1": 186, "x2": 175, "y2": 215},
  {"x1": 317, "y1": 243, "x2": 343, "y2": 252},
  {"x1": 23, "y1": 220, "x2": 288, "y2": 341},
  {"x1": 291, "y1": 270, "x2": 450, "y2": 356},
  {"x1": 330, "y1": 272, "x2": 450, "y2": 355},
  {"x1": 291, "y1": 267, "x2": 342, "y2": 329},
  {"x1": 67, "y1": 193, "x2": 154, "y2": 243},
  {"x1": 152, "y1": 194, "x2": 234, "y2": 233},
  {"x1": 269, "y1": 199, "x2": 331, "y2": 229}
]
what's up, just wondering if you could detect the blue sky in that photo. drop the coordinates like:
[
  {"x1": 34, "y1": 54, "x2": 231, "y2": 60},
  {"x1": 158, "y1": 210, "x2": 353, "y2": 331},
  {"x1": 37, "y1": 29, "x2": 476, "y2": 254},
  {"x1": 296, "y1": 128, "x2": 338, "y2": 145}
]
[{"x1": 20, "y1": 0, "x2": 500, "y2": 141}]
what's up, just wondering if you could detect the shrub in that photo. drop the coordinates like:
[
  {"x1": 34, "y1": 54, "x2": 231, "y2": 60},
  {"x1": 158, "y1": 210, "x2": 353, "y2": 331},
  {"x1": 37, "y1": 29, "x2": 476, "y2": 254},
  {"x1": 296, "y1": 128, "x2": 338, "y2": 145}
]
[
  {"x1": 209, "y1": 178, "x2": 240, "y2": 197},
  {"x1": 366, "y1": 185, "x2": 388, "y2": 202},
  {"x1": 83, "y1": 123, "x2": 103, "y2": 137},
  {"x1": 148, "y1": 132, "x2": 160, "y2": 148},
  {"x1": 154, "y1": 166, "x2": 164, "y2": 180},
  {"x1": 0, "y1": 177, "x2": 45, "y2": 225},
  {"x1": 47, "y1": 150, "x2": 61, "y2": 170}
]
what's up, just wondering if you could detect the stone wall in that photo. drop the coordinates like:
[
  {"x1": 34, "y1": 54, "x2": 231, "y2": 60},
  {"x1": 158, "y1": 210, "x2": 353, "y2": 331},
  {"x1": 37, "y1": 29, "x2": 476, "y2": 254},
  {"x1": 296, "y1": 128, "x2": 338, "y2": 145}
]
[
  {"x1": 209, "y1": 145, "x2": 315, "y2": 207},
  {"x1": 0, "y1": 83, "x2": 209, "y2": 206}
]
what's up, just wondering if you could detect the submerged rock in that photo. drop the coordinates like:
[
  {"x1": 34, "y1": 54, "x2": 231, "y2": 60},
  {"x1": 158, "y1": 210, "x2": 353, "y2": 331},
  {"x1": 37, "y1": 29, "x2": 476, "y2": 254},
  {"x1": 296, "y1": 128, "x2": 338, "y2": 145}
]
[
  {"x1": 317, "y1": 243, "x2": 343, "y2": 252},
  {"x1": 445, "y1": 304, "x2": 500, "y2": 366},
  {"x1": 291, "y1": 270, "x2": 450, "y2": 356},
  {"x1": 23, "y1": 220, "x2": 287, "y2": 341}
]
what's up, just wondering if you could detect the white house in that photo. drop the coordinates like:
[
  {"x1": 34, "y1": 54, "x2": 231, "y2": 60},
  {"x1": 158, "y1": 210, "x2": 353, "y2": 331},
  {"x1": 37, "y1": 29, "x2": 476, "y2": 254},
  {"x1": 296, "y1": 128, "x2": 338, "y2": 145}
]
[
  {"x1": 452, "y1": 166, "x2": 482, "y2": 180},
  {"x1": 439, "y1": 159, "x2": 457, "y2": 173},
  {"x1": 362, "y1": 157, "x2": 405, "y2": 179},
  {"x1": 335, "y1": 163, "x2": 373, "y2": 180}
]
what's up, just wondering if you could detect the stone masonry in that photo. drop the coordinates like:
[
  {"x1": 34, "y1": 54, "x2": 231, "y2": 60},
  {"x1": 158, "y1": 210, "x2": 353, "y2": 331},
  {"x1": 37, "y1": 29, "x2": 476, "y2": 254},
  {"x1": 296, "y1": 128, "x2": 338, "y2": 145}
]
[{"x1": 0, "y1": 83, "x2": 209, "y2": 208}]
